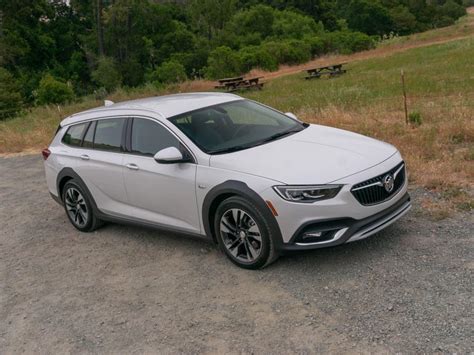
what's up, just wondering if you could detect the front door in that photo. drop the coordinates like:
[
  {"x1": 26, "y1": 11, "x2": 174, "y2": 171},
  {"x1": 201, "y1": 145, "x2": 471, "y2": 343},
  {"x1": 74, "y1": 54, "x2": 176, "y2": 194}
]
[{"x1": 122, "y1": 117, "x2": 200, "y2": 234}]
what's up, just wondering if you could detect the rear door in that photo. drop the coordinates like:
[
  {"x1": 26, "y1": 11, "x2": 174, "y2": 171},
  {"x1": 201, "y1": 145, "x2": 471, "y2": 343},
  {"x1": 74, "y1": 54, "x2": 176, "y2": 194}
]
[
  {"x1": 73, "y1": 117, "x2": 129, "y2": 215},
  {"x1": 122, "y1": 117, "x2": 200, "y2": 234}
]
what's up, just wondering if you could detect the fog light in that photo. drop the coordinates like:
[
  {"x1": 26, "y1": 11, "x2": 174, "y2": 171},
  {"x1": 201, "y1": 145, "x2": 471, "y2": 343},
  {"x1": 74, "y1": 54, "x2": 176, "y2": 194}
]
[
  {"x1": 304, "y1": 231, "x2": 323, "y2": 238},
  {"x1": 297, "y1": 227, "x2": 349, "y2": 245}
]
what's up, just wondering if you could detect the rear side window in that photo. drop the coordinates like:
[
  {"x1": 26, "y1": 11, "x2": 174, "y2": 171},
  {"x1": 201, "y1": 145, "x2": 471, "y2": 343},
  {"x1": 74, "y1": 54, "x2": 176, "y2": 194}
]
[
  {"x1": 62, "y1": 123, "x2": 87, "y2": 146},
  {"x1": 131, "y1": 118, "x2": 179, "y2": 156},
  {"x1": 94, "y1": 118, "x2": 126, "y2": 152}
]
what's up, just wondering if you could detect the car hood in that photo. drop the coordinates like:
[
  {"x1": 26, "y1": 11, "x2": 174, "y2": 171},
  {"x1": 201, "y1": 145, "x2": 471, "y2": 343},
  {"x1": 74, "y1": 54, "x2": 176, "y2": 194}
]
[{"x1": 209, "y1": 124, "x2": 398, "y2": 184}]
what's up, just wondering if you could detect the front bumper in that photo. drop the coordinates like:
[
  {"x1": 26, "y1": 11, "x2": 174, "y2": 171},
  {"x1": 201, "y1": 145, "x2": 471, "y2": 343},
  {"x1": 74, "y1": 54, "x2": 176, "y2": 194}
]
[{"x1": 276, "y1": 192, "x2": 411, "y2": 252}]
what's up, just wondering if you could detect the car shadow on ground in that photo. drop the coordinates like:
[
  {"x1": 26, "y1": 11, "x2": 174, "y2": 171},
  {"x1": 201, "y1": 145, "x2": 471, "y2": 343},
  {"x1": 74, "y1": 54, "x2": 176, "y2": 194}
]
[{"x1": 93, "y1": 216, "x2": 404, "y2": 272}]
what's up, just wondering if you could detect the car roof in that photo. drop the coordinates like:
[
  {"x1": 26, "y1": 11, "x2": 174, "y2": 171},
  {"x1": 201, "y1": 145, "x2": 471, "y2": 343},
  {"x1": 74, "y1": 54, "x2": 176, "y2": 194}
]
[{"x1": 60, "y1": 92, "x2": 243, "y2": 126}]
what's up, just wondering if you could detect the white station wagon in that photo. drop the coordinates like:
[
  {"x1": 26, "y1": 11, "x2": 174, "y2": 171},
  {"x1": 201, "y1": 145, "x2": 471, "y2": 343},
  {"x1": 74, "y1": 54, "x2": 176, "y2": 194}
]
[{"x1": 43, "y1": 93, "x2": 411, "y2": 269}]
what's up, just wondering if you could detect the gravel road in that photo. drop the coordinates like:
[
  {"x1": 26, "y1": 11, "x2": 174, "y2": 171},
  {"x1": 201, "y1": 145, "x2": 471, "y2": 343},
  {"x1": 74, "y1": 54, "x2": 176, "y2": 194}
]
[{"x1": 1, "y1": 155, "x2": 472, "y2": 354}]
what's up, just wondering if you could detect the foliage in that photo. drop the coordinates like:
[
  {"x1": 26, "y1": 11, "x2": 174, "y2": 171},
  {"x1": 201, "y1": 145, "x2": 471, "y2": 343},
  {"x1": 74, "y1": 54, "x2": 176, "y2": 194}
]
[
  {"x1": 36, "y1": 74, "x2": 74, "y2": 105},
  {"x1": 0, "y1": 68, "x2": 23, "y2": 119},
  {"x1": 409, "y1": 111, "x2": 423, "y2": 126},
  {"x1": 389, "y1": 6, "x2": 418, "y2": 35},
  {"x1": 150, "y1": 61, "x2": 187, "y2": 85},
  {"x1": 205, "y1": 46, "x2": 243, "y2": 79},
  {"x1": 91, "y1": 57, "x2": 122, "y2": 92},
  {"x1": 439, "y1": 1, "x2": 467, "y2": 21},
  {"x1": 0, "y1": 0, "x2": 470, "y2": 114},
  {"x1": 320, "y1": 31, "x2": 376, "y2": 54},
  {"x1": 238, "y1": 46, "x2": 279, "y2": 72},
  {"x1": 262, "y1": 40, "x2": 312, "y2": 65},
  {"x1": 347, "y1": 0, "x2": 394, "y2": 36}
]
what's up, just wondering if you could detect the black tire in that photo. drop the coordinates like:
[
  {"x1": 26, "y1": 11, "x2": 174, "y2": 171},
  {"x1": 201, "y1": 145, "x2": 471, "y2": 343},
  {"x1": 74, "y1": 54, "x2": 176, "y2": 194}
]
[
  {"x1": 214, "y1": 196, "x2": 279, "y2": 269},
  {"x1": 62, "y1": 179, "x2": 103, "y2": 232}
]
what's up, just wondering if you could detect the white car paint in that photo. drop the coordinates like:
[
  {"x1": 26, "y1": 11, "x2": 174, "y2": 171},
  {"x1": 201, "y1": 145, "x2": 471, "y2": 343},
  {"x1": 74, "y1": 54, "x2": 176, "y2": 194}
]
[{"x1": 44, "y1": 92, "x2": 410, "y2": 249}]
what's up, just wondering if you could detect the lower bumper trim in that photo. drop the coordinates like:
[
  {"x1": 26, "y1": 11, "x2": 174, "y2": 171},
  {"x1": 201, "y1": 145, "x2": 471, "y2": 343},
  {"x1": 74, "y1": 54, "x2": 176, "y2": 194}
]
[{"x1": 278, "y1": 192, "x2": 411, "y2": 252}]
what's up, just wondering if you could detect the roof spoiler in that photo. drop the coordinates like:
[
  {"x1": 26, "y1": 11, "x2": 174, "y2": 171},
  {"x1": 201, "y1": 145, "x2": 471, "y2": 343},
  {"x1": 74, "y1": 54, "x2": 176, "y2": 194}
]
[{"x1": 104, "y1": 100, "x2": 114, "y2": 106}]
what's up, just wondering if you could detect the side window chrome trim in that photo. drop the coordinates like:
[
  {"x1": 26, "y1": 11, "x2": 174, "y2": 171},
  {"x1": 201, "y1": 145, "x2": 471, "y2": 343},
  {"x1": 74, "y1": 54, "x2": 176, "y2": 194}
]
[{"x1": 59, "y1": 114, "x2": 197, "y2": 163}]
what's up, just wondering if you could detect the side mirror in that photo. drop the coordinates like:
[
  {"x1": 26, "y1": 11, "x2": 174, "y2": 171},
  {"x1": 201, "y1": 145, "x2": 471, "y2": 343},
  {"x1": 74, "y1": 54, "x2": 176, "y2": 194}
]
[
  {"x1": 285, "y1": 112, "x2": 298, "y2": 120},
  {"x1": 154, "y1": 147, "x2": 187, "y2": 164}
]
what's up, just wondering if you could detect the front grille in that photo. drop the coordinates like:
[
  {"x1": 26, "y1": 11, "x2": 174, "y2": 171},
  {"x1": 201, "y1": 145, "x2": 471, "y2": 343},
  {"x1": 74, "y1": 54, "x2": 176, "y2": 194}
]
[{"x1": 351, "y1": 162, "x2": 405, "y2": 206}]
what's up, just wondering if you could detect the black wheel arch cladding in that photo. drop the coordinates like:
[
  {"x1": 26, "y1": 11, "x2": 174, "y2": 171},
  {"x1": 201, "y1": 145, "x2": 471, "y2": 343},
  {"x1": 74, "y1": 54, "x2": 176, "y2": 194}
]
[
  {"x1": 56, "y1": 168, "x2": 99, "y2": 213},
  {"x1": 202, "y1": 180, "x2": 283, "y2": 246}
]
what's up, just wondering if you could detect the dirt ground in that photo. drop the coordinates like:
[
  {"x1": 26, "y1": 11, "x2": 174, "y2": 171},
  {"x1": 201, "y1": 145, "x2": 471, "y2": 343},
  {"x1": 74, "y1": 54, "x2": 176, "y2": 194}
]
[{"x1": 1, "y1": 155, "x2": 473, "y2": 354}]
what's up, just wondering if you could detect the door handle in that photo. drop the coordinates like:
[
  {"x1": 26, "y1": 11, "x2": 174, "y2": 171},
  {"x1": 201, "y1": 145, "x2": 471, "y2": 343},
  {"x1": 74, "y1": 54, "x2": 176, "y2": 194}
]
[
  {"x1": 80, "y1": 154, "x2": 90, "y2": 161},
  {"x1": 125, "y1": 163, "x2": 139, "y2": 171}
]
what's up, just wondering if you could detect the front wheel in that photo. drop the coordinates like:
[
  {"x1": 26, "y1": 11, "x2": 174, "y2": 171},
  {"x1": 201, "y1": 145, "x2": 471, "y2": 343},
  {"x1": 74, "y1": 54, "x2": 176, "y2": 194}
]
[{"x1": 214, "y1": 196, "x2": 279, "y2": 269}]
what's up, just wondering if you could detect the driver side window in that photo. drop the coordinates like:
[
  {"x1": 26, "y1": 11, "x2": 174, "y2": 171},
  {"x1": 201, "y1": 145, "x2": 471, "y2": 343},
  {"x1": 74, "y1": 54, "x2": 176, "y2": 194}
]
[{"x1": 130, "y1": 118, "x2": 179, "y2": 156}]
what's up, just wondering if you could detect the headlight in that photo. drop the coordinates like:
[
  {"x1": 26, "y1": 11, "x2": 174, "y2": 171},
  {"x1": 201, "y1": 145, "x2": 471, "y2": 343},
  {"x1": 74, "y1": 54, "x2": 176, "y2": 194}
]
[{"x1": 273, "y1": 185, "x2": 343, "y2": 203}]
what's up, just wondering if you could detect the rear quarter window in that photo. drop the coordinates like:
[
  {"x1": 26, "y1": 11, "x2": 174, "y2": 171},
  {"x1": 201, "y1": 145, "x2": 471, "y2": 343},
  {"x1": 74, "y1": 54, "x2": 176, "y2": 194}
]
[{"x1": 62, "y1": 123, "x2": 87, "y2": 146}]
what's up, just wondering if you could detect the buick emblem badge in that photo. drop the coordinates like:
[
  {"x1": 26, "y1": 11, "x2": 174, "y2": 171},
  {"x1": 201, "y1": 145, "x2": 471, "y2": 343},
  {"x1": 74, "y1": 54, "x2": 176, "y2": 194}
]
[{"x1": 383, "y1": 174, "x2": 395, "y2": 193}]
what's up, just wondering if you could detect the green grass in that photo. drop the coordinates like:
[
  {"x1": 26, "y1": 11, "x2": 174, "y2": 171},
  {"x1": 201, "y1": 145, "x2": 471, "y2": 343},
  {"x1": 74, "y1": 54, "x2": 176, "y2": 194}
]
[{"x1": 241, "y1": 37, "x2": 474, "y2": 112}]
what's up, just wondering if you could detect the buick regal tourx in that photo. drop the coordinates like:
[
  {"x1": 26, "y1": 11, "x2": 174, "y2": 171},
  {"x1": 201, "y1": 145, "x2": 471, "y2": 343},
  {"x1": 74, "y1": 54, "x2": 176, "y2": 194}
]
[{"x1": 43, "y1": 93, "x2": 411, "y2": 269}]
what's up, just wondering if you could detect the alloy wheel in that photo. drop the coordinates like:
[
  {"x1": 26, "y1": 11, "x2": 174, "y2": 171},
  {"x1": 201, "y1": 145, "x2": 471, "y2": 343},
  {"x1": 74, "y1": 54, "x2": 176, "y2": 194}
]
[
  {"x1": 65, "y1": 187, "x2": 88, "y2": 228},
  {"x1": 219, "y1": 208, "x2": 262, "y2": 263}
]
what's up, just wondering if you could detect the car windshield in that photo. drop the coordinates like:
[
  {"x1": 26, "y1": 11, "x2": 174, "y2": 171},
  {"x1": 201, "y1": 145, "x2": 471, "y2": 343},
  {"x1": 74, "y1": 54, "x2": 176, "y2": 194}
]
[{"x1": 168, "y1": 100, "x2": 307, "y2": 154}]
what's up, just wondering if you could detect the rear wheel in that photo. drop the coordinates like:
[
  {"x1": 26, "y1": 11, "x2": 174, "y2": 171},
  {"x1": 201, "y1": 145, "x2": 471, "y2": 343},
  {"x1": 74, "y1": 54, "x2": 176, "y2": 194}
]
[
  {"x1": 62, "y1": 179, "x2": 102, "y2": 232},
  {"x1": 214, "y1": 196, "x2": 278, "y2": 269}
]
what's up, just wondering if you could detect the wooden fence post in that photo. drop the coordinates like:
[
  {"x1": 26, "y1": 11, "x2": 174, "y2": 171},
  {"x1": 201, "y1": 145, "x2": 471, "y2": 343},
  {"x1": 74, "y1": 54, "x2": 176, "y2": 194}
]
[{"x1": 401, "y1": 70, "x2": 408, "y2": 125}]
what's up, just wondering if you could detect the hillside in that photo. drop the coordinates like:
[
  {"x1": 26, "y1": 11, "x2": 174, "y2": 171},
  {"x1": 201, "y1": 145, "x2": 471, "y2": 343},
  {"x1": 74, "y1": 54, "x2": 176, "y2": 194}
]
[{"x1": 1, "y1": 10, "x2": 473, "y2": 213}]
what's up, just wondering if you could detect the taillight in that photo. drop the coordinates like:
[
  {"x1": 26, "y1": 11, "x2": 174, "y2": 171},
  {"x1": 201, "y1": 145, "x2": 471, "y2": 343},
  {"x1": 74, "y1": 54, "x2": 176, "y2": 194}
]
[{"x1": 42, "y1": 148, "x2": 51, "y2": 160}]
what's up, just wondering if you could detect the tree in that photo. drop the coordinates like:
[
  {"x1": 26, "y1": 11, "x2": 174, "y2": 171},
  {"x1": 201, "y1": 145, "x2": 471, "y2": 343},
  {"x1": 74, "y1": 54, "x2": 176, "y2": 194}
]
[
  {"x1": 188, "y1": 0, "x2": 237, "y2": 40},
  {"x1": 346, "y1": 0, "x2": 394, "y2": 36},
  {"x1": 205, "y1": 46, "x2": 242, "y2": 79},
  {"x1": 91, "y1": 56, "x2": 121, "y2": 92},
  {"x1": 0, "y1": 68, "x2": 22, "y2": 119},
  {"x1": 390, "y1": 5, "x2": 418, "y2": 35}
]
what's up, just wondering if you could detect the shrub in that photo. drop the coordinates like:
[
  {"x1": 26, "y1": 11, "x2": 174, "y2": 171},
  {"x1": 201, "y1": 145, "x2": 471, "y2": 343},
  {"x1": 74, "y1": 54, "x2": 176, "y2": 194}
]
[
  {"x1": 408, "y1": 111, "x2": 423, "y2": 126},
  {"x1": 321, "y1": 31, "x2": 375, "y2": 54},
  {"x1": 439, "y1": 0, "x2": 466, "y2": 21},
  {"x1": 272, "y1": 9, "x2": 324, "y2": 39},
  {"x1": 92, "y1": 57, "x2": 122, "y2": 92},
  {"x1": 205, "y1": 46, "x2": 242, "y2": 80},
  {"x1": 36, "y1": 74, "x2": 74, "y2": 105},
  {"x1": 262, "y1": 40, "x2": 312, "y2": 65},
  {"x1": 304, "y1": 36, "x2": 325, "y2": 57},
  {"x1": 238, "y1": 46, "x2": 278, "y2": 72},
  {"x1": 150, "y1": 61, "x2": 187, "y2": 85},
  {"x1": 0, "y1": 68, "x2": 23, "y2": 119}
]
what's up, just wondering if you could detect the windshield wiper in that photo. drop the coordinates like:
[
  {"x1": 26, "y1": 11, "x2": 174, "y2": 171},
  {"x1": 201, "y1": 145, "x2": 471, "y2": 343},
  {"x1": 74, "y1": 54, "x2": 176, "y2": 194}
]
[
  {"x1": 258, "y1": 127, "x2": 303, "y2": 144},
  {"x1": 207, "y1": 144, "x2": 254, "y2": 155},
  {"x1": 208, "y1": 127, "x2": 305, "y2": 155}
]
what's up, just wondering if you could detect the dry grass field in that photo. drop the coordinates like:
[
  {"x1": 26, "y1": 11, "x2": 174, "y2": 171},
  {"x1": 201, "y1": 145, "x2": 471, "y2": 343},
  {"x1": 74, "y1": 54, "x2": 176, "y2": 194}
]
[{"x1": 1, "y1": 9, "x2": 473, "y2": 214}]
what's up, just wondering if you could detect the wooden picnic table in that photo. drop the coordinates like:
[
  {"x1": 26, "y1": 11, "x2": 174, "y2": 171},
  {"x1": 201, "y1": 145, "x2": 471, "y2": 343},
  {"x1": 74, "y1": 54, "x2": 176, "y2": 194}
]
[
  {"x1": 304, "y1": 63, "x2": 347, "y2": 79},
  {"x1": 215, "y1": 76, "x2": 264, "y2": 92},
  {"x1": 217, "y1": 76, "x2": 244, "y2": 84}
]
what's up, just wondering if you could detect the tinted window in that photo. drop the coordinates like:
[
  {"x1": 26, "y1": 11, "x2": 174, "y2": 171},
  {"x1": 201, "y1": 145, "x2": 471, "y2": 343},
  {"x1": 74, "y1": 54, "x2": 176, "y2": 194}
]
[
  {"x1": 131, "y1": 118, "x2": 179, "y2": 156},
  {"x1": 168, "y1": 100, "x2": 304, "y2": 154},
  {"x1": 94, "y1": 118, "x2": 125, "y2": 152},
  {"x1": 62, "y1": 123, "x2": 87, "y2": 146},
  {"x1": 82, "y1": 121, "x2": 96, "y2": 148}
]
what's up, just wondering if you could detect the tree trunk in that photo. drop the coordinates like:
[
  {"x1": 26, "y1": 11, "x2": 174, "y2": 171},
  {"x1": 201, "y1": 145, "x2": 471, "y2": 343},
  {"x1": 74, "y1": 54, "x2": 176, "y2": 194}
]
[{"x1": 97, "y1": 0, "x2": 105, "y2": 56}]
